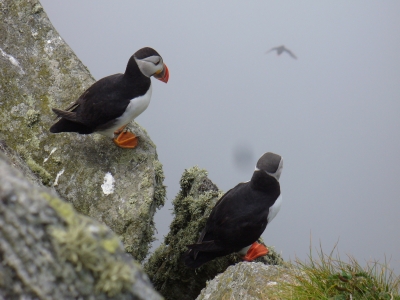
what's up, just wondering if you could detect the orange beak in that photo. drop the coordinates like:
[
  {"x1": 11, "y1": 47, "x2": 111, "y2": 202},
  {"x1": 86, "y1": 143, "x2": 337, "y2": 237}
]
[{"x1": 154, "y1": 64, "x2": 169, "y2": 83}]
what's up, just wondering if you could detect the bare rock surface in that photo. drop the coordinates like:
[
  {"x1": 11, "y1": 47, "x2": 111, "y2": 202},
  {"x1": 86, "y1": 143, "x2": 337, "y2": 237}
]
[
  {"x1": 145, "y1": 167, "x2": 283, "y2": 300},
  {"x1": 0, "y1": 0, "x2": 166, "y2": 261},
  {"x1": 0, "y1": 152, "x2": 163, "y2": 300}
]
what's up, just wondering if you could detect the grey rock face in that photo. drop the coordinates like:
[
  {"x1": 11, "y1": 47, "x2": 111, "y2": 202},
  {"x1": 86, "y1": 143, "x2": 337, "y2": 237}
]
[
  {"x1": 196, "y1": 262, "x2": 294, "y2": 300},
  {"x1": 0, "y1": 0, "x2": 166, "y2": 261},
  {"x1": 145, "y1": 167, "x2": 283, "y2": 300},
  {"x1": 0, "y1": 152, "x2": 163, "y2": 300}
]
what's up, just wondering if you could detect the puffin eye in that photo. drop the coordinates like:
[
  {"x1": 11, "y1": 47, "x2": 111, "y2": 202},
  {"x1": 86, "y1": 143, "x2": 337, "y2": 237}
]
[{"x1": 142, "y1": 55, "x2": 162, "y2": 66}]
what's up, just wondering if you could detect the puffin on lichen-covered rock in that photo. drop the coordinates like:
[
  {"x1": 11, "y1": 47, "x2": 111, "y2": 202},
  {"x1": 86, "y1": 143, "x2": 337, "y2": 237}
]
[
  {"x1": 50, "y1": 47, "x2": 169, "y2": 149},
  {"x1": 185, "y1": 152, "x2": 283, "y2": 268}
]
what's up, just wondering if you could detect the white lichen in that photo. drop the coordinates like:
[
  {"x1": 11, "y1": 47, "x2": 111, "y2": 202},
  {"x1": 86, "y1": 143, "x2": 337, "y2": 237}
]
[
  {"x1": 0, "y1": 47, "x2": 25, "y2": 74},
  {"x1": 44, "y1": 147, "x2": 57, "y2": 163},
  {"x1": 101, "y1": 172, "x2": 115, "y2": 195},
  {"x1": 53, "y1": 168, "x2": 64, "y2": 186},
  {"x1": 44, "y1": 36, "x2": 63, "y2": 55}
]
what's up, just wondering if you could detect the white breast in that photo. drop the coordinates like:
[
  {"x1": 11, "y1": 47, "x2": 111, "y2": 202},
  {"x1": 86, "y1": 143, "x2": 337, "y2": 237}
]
[
  {"x1": 267, "y1": 194, "x2": 282, "y2": 223},
  {"x1": 98, "y1": 84, "x2": 152, "y2": 137}
]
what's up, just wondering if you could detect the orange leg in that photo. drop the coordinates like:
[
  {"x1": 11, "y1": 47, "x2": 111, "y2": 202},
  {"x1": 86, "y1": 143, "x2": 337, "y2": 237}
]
[
  {"x1": 242, "y1": 242, "x2": 269, "y2": 261},
  {"x1": 114, "y1": 125, "x2": 127, "y2": 135},
  {"x1": 113, "y1": 125, "x2": 138, "y2": 149}
]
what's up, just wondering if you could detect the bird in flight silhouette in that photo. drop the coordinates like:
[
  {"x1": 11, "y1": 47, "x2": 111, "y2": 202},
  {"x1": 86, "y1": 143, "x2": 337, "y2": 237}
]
[{"x1": 266, "y1": 45, "x2": 297, "y2": 59}]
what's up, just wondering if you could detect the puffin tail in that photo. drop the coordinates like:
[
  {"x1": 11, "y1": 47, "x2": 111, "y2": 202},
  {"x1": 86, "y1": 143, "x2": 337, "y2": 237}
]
[
  {"x1": 184, "y1": 241, "x2": 230, "y2": 268},
  {"x1": 184, "y1": 250, "x2": 222, "y2": 269},
  {"x1": 50, "y1": 118, "x2": 93, "y2": 134},
  {"x1": 52, "y1": 108, "x2": 78, "y2": 122}
]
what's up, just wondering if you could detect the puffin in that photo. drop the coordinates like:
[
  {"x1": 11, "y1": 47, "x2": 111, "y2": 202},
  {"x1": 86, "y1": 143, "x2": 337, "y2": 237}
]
[
  {"x1": 266, "y1": 45, "x2": 297, "y2": 59},
  {"x1": 50, "y1": 47, "x2": 169, "y2": 149},
  {"x1": 185, "y1": 152, "x2": 283, "y2": 268}
]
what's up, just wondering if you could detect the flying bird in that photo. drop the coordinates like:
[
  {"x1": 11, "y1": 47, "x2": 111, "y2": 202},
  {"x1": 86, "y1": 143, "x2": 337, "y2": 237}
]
[
  {"x1": 50, "y1": 47, "x2": 169, "y2": 149},
  {"x1": 266, "y1": 45, "x2": 297, "y2": 59},
  {"x1": 185, "y1": 152, "x2": 283, "y2": 268}
]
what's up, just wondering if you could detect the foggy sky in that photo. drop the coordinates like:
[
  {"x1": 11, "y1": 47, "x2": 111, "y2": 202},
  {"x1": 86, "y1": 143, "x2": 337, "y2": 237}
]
[{"x1": 40, "y1": 1, "x2": 400, "y2": 274}]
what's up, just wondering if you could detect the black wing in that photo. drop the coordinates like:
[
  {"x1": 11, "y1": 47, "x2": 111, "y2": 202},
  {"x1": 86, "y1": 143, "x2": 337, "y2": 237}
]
[
  {"x1": 265, "y1": 47, "x2": 279, "y2": 54},
  {"x1": 205, "y1": 182, "x2": 272, "y2": 249},
  {"x1": 283, "y1": 47, "x2": 297, "y2": 59}
]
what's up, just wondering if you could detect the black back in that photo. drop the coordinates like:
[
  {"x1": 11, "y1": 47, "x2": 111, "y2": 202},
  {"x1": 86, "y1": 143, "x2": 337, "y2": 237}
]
[
  {"x1": 185, "y1": 170, "x2": 280, "y2": 268},
  {"x1": 205, "y1": 172, "x2": 280, "y2": 250},
  {"x1": 50, "y1": 53, "x2": 151, "y2": 133}
]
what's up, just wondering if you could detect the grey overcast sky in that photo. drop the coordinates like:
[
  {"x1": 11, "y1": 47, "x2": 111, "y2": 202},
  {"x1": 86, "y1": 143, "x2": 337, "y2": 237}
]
[{"x1": 40, "y1": 1, "x2": 400, "y2": 274}]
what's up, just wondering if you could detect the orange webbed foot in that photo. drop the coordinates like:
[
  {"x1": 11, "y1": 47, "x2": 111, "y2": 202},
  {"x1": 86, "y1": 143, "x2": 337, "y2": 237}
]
[
  {"x1": 113, "y1": 131, "x2": 138, "y2": 149},
  {"x1": 242, "y1": 242, "x2": 268, "y2": 261},
  {"x1": 114, "y1": 125, "x2": 127, "y2": 135}
]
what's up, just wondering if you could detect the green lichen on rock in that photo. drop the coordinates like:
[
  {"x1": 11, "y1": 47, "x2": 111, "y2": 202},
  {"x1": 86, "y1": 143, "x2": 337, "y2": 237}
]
[
  {"x1": 43, "y1": 193, "x2": 134, "y2": 296},
  {"x1": 0, "y1": 152, "x2": 163, "y2": 299},
  {"x1": 153, "y1": 159, "x2": 167, "y2": 208},
  {"x1": 145, "y1": 166, "x2": 284, "y2": 300},
  {"x1": 0, "y1": 0, "x2": 166, "y2": 261},
  {"x1": 26, "y1": 156, "x2": 52, "y2": 185},
  {"x1": 196, "y1": 263, "x2": 295, "y2": 300},
  {"x1": 25, "y1": 109, "x2": 40, "y2": 126}
]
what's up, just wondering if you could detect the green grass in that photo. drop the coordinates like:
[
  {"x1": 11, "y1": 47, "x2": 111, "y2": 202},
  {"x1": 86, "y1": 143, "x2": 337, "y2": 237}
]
[{"x1": 276, "y1": 244, "x2": 400, "y2": 300}]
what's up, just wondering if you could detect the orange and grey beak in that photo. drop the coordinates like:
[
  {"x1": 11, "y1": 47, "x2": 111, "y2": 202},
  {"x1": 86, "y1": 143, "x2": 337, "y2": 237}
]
[{"x1": 154, "y1": 64, "x2": 169, "y2": 83}]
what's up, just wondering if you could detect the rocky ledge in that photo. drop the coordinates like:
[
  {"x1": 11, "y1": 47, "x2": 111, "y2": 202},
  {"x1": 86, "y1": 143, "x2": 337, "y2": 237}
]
[{"x1": 0, "y1": 0, "x2": 166, "y2": 261}]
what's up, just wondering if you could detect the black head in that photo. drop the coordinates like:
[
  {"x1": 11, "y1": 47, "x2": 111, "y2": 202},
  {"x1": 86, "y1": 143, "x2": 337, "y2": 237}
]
[
  {"x1": 125, "y1": 47, "x2": 169, "y2": 82},
  {"x1": 134, "y1": 47, "x2": 161, "y2": 60},
  {"x1": 256, "y1": 152, "x2": 283, "y2": 181}
]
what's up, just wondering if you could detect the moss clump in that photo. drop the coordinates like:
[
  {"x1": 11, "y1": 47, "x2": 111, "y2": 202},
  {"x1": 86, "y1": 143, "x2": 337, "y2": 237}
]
[
  {"x1": 145, "y1": 166, "x2": 284, "y2": 300},
  {"x1": 25, "y1": 109, "x2": 40, "y2": 126},
  {"x1": 42, "y1": 193, "x2": 136, "y2": 297},
  {"x1": 26, "y1": 156, "x2": 52, "y2": 185},
  {"x1": 153, "y1": 159, "x2": 166, "y2": 208}
]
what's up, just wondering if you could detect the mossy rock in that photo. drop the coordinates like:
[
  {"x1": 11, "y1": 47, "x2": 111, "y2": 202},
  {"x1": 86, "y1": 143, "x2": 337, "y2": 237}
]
[
  {"x1": 0, "y1": 0, "x2": 166, "y2": 261},
  {"x1": 145, "y1": 166, "x2": 284, "y2": 300},
  {"x1": 0, "y1": 152, "x2": 162, "y2": 299},
  {"x1": 196, "y1": 263, "x2": 294, "y2": 300}
]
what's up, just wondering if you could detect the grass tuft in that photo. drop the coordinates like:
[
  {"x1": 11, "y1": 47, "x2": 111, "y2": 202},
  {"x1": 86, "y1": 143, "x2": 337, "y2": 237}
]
[{"x1": 276, "y1": 244, "x2": 400, "y2": 300}]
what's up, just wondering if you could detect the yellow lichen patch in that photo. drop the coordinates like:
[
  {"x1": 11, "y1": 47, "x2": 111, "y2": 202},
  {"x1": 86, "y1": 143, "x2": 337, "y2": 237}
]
[
  {"x1": 95, "y1": 259, "x2": 134, "y2": 296},
  {"x1": 101, "y1": 237, "x2": 121, "y2": 254},
  {"x1": 41, "y1": 192, "x2": 135, "y2": 296},
  {"x1": 28, "y1": 135, "x2": 41, "y2": 149},
  {"x1": 25, "y1": 109, "x2": 40, "y2": 126},
  {"x1": 43, "y1": 192, "x2": 75, "y2": 222},
  {"x1": 26, "y1": 157, "x2": 52, "y2": 185}
]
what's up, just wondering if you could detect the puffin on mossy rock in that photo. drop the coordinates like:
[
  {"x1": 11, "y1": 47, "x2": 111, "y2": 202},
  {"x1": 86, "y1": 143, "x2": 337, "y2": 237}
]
[
  {"x1": 50, "y1": 47, "x2": 169, "y2": 149},
  {"x1": 185, "y1": 152, "x2": 283, "y2": 268}
]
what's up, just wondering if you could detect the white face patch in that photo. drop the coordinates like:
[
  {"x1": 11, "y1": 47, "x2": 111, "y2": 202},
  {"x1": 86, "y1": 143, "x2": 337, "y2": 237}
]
[
  {"x1": 135, "y1": 55, "x2": 163, "y2": 77},
  {"x1": 101, "y1": 172, "x2": 115, "y2": 195}
]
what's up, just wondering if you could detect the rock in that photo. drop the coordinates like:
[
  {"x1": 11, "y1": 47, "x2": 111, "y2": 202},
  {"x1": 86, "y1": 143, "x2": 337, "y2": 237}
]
[
  {"x1": 0, "y1": 139, "x2": 44, "y2": 187},
  {"x1": 0, "y1": 0, "x2": 166, "y2": 261},
  {"x1": 145, "y1": 166, "x2": 283, "y2": 300},
  {"x1": 196, "y1": 262, "x2": 295, "y2": 300},
  {"x1": 0, "y1": 152, "x2": 163, "y2": 300}
]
